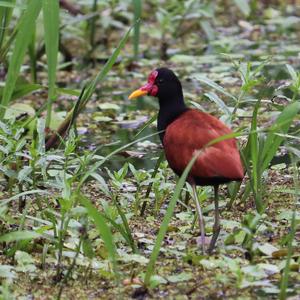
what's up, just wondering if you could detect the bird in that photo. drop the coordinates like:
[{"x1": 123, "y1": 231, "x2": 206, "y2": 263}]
[{"x1": 128, "y1": 68, "x2": 244, "y2": 254}]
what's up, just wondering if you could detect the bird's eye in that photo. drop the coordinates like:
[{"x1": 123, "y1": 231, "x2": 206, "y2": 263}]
[{"x1": 157, "y1": 78, "x2": 164, "y2": 84}]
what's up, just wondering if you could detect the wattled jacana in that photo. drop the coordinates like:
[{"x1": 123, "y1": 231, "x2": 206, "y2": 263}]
[{"x1": 129, "y1": 68, "x2": 244, "y2": 253}]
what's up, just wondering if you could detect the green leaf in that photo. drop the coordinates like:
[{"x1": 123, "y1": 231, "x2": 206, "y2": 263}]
[
  {"x1": 49, "y1": 111, "x2": 67, "y2": 130},
  {"x1": 120, "y1": 253, "x2": 149, "y2": 265},
  {"x1": 258, "y1": 243, "x2": 279, "y2": 256},
  {"x1": 82, "y1": 238, "x2": 95, "y2": 259},
  {"x1": 0, "y1": 230, "x2": 40, "y2": 242},
  {"x1": 79, "y1": 194, "x2": 118, "y2": 274},
  {"x1": 10, "y1": 83, "x2": 42, "y2": 100},
  {"x1": 200, "y1": 20, "x2": 215, "y2": 41},
  {"x1": 17, "y1": 166, "x2": 32, "y2": 182},
  {"x1": 15, "y1": 250, "x2": 35, "y2": 265},
  {"x1": 278, "y1": 210, "x2": 300, "y2": 221},
  {"x1": 167, "y1": 272, "x2": 193, "y2": 283},
  {"x1": 146, "y1": 275, "x2": 167, "y2": 288},
  {"x1": 242, "y1": 265, "x2": 266, "y2": 279},
  {"x1": 261, "y1": 101, "x2": 300, "y2": 171},
  {"x1": 0, "y1": 265, "x2": 16, "y2": 279},
  {"x1": 37, "y1": 117, "x2": 46, "y2": 154},
  {"x1": 56, "y1": 87, "x2": 81, "y2": 97},
  {"x1": 98, "y1": 103, "x2": 120, "y2": 110},
  {"x1": 234, "y1": 0, "x2": 250, "y2": 16},
  {"x1": 90, "y1": 172, "x2": 110, "y2": 196},
  {"x1": 4, "y1": 103, "x2": 35, "y2": 119},
  {"x1": 286, "y1": 64, "x2": 298, "y2": 83}
]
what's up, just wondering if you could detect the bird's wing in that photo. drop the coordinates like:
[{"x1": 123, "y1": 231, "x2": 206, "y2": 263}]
[{"x1": 163, "y1": 110, "x2": 243, "y2": 180}]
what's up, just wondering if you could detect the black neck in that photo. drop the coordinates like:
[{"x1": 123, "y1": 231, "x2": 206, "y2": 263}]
[{"x1": 157, "y1": 95, "x2": 188, "y2": 142}]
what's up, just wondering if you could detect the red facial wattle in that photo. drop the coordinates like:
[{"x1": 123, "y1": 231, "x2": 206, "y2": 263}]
[
  {"x1": 128, "y1": 70, "x2": 159, "y2": 99},
  {"x1": 140, "y1": 70, "x2": 158, "y2": 96},
  {"x1": 140, "y1": 83, "x2": 158, "y2": 97}
]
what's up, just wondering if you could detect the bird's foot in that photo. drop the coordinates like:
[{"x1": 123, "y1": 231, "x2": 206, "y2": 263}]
[
  {"x1": 207, "y1": 225, "x2": 221, "y2": 254},
  {"x1": 196, "y1": 236, "x2": 211, "y2": 254}
]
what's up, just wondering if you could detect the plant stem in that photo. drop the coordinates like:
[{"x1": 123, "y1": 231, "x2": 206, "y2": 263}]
[
  {"x1": 57, "y1": 238, "x2": 83, "y2": 300},
  {"x1": 279, "y1": 159, "x2": 298, "y2": 300}
]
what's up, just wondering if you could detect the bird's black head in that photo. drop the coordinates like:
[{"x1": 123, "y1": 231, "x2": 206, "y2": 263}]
[
  {"x1": 153, "y1": 68, "x2": 183, "y2": 101},
  {"x1": 128, "y1": 67, "x2": 184, "y2": 104},
  {"x1": 129, "y1": 68, "x2": 188, "y2": 142}
]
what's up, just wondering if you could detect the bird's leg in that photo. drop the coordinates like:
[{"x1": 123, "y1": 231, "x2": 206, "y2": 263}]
[
  {"x1": 192, "y1": 183, "x2": 205, "y2": 254},
  {"x1": 208, "y1": 185, "x2": 221, "y2": 254}
]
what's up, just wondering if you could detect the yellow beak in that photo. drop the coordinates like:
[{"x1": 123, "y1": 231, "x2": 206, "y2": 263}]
[{"x1": 128, "y1": 89, "x2": 148, "y2": 100}]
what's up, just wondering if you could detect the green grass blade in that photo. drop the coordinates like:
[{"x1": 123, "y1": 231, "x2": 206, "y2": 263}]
[
  {"x1": 134, "y1": 113, "x2": 157, "y2": 138},
  {"x1": 250, "y1": 100, "x2": 260, "y2": 198},
  {"x1": 250, "y1": 100, "x2": 265, "y2": 213},
  {"x1": 205, "y1": 130, "x2": 244, "y2": 146},
  {"x1": 0, "y1": 20, "x2": 18, "y2": 62},
  {"x1": 0, "y1": 230, "x2": 40, "y2": 242},
  {"x1": 194, "y1": 74, "x2": 237, "y2": 101},
  {"x1": 100, "y1": 212, "x2": 134, "y2": 250},
  {"x1": 42, "y1": 0, "x2": 59, "y2": 127},
  {"x1": 0, "y1": 189, "x2": 50, "y2": 207},
  {"x1": 0, "y1": 0, "x2": 41, "y2": 118},
  {"x1": 0, "y1": 83, "x2": 42, "y2": 101},
  {"x1": 204, "y1": 91, "x2": 231, "y2": 116},
  {"x1": 0, "y1": 0, "x2": 15, "y2": 49},
  {"x1": 280, "y1": 158, "x2": 298, "y2": 300},
  {"x1": 28, "y1": 29, "x2": 37, "y2": 82},
  {"x1": 89, "y1": 0, "x2": 98, "y2": 50},
  {"x1": 286, "y1": 64, "x2": 298, "y2": 83},
  {"x1": 114, "y1": 199, "x2": 138, "y2": 253},
  {"x1": 140, "y1": 151, "x2": 164, "y2": 216},
  {"x1": 79, "y1": 193, "x2": 118, "y2": 275},
  {"x1": 68, "y1": 84, "x2": 87, "y2": 133},
  {"x1": 132, "y1": 0, "x2": 141, "y2": 60},
  {"x1": 82, "y1": 25, "x2": 133, "y2": 106},
  {"x1": 279, "y1": 210, "x2": 296, "y2": 300},
  {"x1": 0, "y1": 1, "x2": 24, "y2": 9}
]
